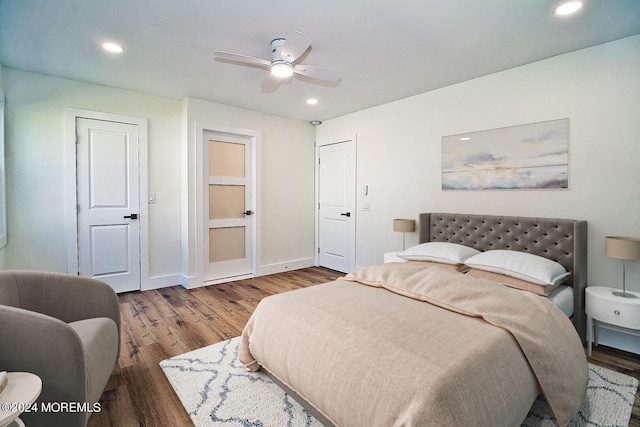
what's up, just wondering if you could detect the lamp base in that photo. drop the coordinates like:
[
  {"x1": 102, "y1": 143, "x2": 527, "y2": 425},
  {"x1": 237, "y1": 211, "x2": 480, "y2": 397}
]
[{"x1": 612, "y1": 291, "x2": 637, "y2": 298}]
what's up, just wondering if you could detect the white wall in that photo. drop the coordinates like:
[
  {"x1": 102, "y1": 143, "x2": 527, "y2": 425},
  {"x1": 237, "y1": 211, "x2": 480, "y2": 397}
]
[
  {"x1": 0, "y1": 69, "x2": 183, "y2": 282},
  {"x1": 0, "y1": 69, "x2": 317, "y2": 288},
  {"x1": 317, "y1": 35, "x2": 640, "y2": 352}
]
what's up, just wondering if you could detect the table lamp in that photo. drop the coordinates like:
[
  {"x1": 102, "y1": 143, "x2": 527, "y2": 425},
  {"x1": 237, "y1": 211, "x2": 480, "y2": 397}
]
[
  {"x1": 393, "y1": 219, "x2": 415, "y2": 250},
  {"x1": 605, "y1": 236, "x2": 640, "y2": 298}
]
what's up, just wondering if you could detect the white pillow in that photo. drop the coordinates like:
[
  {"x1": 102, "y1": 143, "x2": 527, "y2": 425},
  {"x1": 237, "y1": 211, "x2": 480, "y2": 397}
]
[
  {"x1": 398, "y1": 242, "x2": 480, "y2": 265},
  {"x1": 464, "y1": 250, "x2": 570, "y2": 286}
]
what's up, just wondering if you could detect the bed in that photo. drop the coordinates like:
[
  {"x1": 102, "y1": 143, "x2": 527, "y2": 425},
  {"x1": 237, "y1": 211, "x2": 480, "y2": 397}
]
[
  {"x1": 239, "y1": 213, "x2": 589, "y2": 426},
  {"x1": 418, "y1": 213, "x2": 587, "y2": 341}
]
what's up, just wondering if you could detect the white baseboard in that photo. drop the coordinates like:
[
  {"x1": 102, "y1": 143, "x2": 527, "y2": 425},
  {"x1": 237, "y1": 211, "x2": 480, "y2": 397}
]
[
  {"x1": 138, "y1": 260, "x2": 355, "y2": 292},
  {"x1": 256, "y1": 257, "x2": 316, "y2": 277},
  {"x1": 200, "y1": 273, "x2": 255, "y2": 287},
  {"x1": 178, "y1": 274, "x2": 203, "y2": 289},
  {"x1": 171, "y1": 258, "x2": 317, "y2": 290},
  {"x1": 141, "y1": 274, "x2": 183, "y2": 291}
]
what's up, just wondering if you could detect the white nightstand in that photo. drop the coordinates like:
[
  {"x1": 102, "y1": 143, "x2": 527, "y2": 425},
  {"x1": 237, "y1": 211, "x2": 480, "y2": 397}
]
[
  {"x1": 383, "y1": 252, "x2": 406, "y2": 263},
  {"x1": 585, "y1": 286, "x2": 640, "y2": 356}
]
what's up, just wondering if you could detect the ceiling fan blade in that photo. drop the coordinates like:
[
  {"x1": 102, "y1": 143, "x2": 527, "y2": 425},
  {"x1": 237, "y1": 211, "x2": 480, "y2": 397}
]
[
  {"x1": 261, "y1": 72, "x2": 284, "y2": 93},
  {"x1": 214, "y1": 51, "x2": 271, "y2": 68},
  {"x1": 293, "y1": 64, "x2": 341, "y2": 83},
  {"x1": 281, "y1": 30, "x2": 311, "y2": 63}
]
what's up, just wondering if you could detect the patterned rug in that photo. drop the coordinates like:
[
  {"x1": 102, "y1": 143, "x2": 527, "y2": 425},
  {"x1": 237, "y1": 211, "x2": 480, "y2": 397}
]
[{"x1": 160, "y1": 337, "x2": 638, "y2": 427}]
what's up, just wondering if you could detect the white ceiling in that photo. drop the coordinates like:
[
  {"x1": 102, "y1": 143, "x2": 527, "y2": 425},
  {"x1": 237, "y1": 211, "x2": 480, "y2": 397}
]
[{"x1": 1, "y1": 0, "x2": 639, "y2": 122}]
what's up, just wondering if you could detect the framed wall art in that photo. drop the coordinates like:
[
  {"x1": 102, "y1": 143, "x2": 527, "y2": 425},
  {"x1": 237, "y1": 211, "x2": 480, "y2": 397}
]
[{"x1": 442, "y1": 118, "x2": 569, "y2": 190}]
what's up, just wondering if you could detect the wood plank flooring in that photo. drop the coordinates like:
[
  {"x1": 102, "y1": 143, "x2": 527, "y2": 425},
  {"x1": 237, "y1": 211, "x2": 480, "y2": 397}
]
[{"x1": 88, "y1": 267, "x2": 640, "y2": 427}]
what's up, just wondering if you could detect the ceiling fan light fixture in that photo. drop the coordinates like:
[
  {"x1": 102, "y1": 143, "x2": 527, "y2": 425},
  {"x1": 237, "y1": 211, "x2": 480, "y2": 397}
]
[{"x1": 271, "y1": 62, "x2": 294, "y2": 78}]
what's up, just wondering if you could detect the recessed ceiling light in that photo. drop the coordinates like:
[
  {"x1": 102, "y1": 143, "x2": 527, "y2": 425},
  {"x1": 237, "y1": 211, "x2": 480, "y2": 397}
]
[
  {"x1": 460, "y1": 137, "x2": 471, "y2": 141},
  {"x1": 553, "y1": 1, "x2": 583, "y2": 16},
  {"x1": 101, "y1": 42, "x2": 124, "y2": 53},
  {"x1": 307, "y1": 98, "x2": 318, "y2": 105}
]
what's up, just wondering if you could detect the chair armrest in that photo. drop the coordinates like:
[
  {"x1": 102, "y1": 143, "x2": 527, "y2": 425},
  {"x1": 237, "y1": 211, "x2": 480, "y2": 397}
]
[{"x1": 0, "y1": 305, "x2": 86, "y2": 403}]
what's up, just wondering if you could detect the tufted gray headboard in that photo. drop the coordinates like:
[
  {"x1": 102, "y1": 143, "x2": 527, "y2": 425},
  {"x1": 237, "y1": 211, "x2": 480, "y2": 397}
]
[{"x1": 419, "y1": 213, "x2": 588, "y2": 342}]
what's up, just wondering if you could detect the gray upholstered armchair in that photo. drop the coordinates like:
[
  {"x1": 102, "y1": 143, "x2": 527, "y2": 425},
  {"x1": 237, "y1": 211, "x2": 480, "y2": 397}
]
[{"x1": 0, "y1": 271, "x2": 121, "y2": 427}]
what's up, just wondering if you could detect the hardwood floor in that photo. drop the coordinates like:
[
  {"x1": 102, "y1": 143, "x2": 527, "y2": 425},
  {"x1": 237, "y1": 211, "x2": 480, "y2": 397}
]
[
  {"x1": 88, "y1": 267, "x2": 342, "y2": 427},
  {"x1": 88, "y1": 267, "x2": 640, "y2": 427}
]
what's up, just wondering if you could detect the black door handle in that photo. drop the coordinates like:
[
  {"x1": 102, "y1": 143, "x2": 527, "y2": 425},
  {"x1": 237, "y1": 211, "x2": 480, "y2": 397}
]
[
  {"x1": 124, "y1": 214, "x2": 138, "y2": 219},
  {"x1": 340, "y1": 212, "x2": 351, "y2": 217},
  {"x1": 243, "y1": 210, "x2": 254, "y2": 216}
]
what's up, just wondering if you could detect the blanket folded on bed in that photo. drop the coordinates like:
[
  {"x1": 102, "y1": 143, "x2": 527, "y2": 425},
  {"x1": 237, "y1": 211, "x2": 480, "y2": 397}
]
[{"x1": 342, "y1": 262, "x2": 588, "y2": 426}]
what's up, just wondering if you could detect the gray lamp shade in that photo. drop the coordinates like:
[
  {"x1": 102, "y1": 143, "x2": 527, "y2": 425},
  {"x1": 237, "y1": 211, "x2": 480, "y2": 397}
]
[
  {"x1": 393, "y1": 219, "x2": 415, "y2": 233},
  {"x1": 605, "y1": 236, "x2": 640, "y2": 260}
]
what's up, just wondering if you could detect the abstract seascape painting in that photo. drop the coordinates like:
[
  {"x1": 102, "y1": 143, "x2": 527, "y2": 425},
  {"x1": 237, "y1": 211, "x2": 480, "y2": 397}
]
[{"x1": 442, "y1": 118, "x2": 569, "y2": 190}]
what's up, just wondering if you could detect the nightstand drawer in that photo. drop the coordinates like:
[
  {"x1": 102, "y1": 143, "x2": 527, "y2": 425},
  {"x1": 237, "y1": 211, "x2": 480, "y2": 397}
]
[{"x1": 586, "y1": 287, "x2": 640, "y2": 330}]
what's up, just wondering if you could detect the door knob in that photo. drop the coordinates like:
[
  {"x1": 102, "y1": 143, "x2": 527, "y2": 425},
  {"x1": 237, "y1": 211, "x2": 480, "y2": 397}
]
[
  {"x1": 340, "y1": 212, "x2": 351, "y2": 217},
  {"x1": 243, "y1": 210, "x2": 254, "y2": 216},
  {"x1": 124, "y1": 214, "x2": 138, "y2": 219}
]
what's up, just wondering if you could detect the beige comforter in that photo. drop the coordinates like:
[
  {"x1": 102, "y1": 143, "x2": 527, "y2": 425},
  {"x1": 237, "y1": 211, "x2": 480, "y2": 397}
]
[{"x1": 239, "y1": 262, "x2": 588, "y2": 426}]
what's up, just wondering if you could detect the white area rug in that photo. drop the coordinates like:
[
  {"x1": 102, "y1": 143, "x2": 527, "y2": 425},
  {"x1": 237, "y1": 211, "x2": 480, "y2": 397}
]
[{"x1": 160, "y1": 337, "x2": 638, "y2": 427}]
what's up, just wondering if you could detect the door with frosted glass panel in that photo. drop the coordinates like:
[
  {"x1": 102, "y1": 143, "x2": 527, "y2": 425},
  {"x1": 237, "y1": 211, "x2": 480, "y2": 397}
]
[{"x1": 205, "y1": 134, "x2": 253, "y2": 281}]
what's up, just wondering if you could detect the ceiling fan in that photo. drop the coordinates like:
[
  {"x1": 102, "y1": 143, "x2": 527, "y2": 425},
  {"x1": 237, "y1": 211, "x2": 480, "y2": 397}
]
[{"x1": 214, "y1": 30, "x2": 341, "y2": 91}]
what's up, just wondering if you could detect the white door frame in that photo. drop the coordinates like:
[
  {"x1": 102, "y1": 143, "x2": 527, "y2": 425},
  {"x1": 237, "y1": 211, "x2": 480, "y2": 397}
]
[
  {"x1": 315, "y1": 134, "x2": 357, "y2": 272},
  {"x1": 65, "y1": 108, "x2": 149, "y2": 288},
  {"x1": 194, "y1": 121, "x2": 259, "y2": 286}
]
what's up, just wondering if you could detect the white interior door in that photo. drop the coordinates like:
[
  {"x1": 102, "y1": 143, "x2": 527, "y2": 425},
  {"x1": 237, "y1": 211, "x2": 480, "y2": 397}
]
[
  {"x1": 318, "y1": 140, "x2": 356, "y2": 273},
  {"x1": 76, "y1": 118, "x2": 140, "y2": 293},
  {"x1": 204, "y1": 131, "x2": 254, "y2": 282}
]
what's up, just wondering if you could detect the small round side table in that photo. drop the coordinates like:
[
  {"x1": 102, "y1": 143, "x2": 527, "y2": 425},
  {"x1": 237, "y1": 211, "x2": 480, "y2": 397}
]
[{"x1": 0, "y1": 372, "x2": 42, "y2": 427}]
